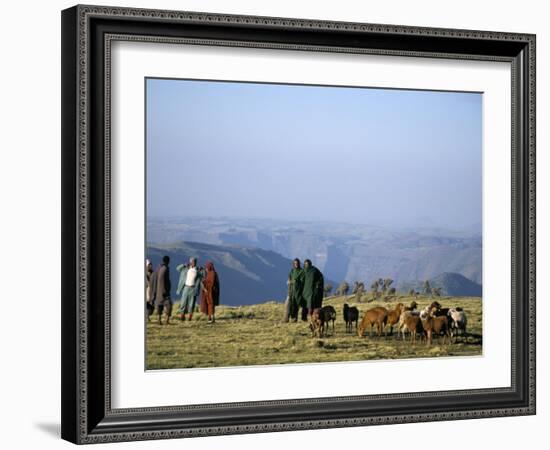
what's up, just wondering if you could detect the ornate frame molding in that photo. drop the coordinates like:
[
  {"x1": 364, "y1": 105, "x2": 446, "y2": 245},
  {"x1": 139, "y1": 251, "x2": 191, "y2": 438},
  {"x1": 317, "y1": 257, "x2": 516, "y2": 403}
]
[{"x1": 61, "y1": 4, "x2": 536, "y2": 444}]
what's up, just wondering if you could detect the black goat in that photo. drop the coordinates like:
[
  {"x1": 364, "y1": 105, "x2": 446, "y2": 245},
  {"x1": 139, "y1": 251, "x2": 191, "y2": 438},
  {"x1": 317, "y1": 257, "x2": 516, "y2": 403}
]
[
  {"x1": 343, "y1": 303, "x2": 359, "y2": 333},
  {"x1": 320, "y1": 305, "x2": 337, "y2": 334}
]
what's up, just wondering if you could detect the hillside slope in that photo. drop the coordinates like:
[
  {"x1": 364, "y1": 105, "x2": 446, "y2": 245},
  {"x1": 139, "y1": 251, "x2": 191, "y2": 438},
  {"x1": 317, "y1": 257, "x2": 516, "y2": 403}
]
[
  {"x1": 397, "y1": 272, "x2": 482, "y2": 297},
  {"x1": 148, "y1": 217, "x2": 482, "y2": 285},
  {"x1": 147, "y1": 241, "x2": 292, "y2": 306}
]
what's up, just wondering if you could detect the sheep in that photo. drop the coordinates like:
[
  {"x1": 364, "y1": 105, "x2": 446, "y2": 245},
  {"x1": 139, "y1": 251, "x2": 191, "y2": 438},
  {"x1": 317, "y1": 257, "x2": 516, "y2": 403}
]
[
  {"x1": 430, "y1": 301, "x2": 452, "y2": 318},
  {"x1": 419, "y1": 305, "x2": 433, "y2": 320},
  {"x1": 448, "y1": 308, "x2": 468, "y2": 339},
  {"x1": 405, "y1": 301, "x2": 418, "y2": 312},
  {"x1": 398, "y1": 309, "x2": 420, "y2": 340},
  {"x1": 430, "y1": 301, "x2": 442, "y2": 309},
  {"x1": 400, "y1": 311, "x2": 424, "y2": 344},
  {"x1": 427, "y1": 301, "x2": 455, "y2": 338},
  {"x1": 309, "y1": 308, "x2": 325, "y2": 338},
  {"x1": 420, "y1": 307, "x2": 451, "y2": 346},
  {"x1": 385, "y1": 303, "x2": 404, "y2": 336},
  {"x1": 320, "y1": 305, "x2": 337, "y2": 335},
  {"x1": 397, "y1": 300, "x2": 419, "y2": 338},
  {"x1": 358, "y1": 307, "x2": 388, "y2": 338},
  {"x1": 343, "y1": 304, "x2": 359, "y2": 333}
]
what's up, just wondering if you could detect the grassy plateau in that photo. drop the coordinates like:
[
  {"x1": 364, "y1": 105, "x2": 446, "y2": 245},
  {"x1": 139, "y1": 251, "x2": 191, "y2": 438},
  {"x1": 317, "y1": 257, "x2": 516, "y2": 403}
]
[{"x1": 146, "y1": 295, "x2": 482, "y2": 370}]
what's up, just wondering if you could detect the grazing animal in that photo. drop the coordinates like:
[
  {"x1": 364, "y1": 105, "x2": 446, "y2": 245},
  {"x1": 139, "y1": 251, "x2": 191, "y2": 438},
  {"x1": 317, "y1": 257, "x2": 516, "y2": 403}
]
[
  {"x1": 448, "y1": 308, "x2": 468, "y2": 339},
  {"x1": 400, "y1": 311, "x2": 424, "y2": 344},
  {"x1": 405, "y1": 301, "x2": 418, "y2": 312},
  {"x1": 385, "y1": 303, "x2": 404, "y2": 336},
  {"x1": 419, "y1": 305, "x2": 433, "y2": 320},
  {"x1": 428, "y1": 301, "x2": 453, "y2": 333},
  {"x1": 320, "y1": 305, "x2": 337, "y2": 334},
  {"x1": 421, "y1": 307, "x2": 451, "y2": 346},
  {"x1": 398, "y1": 310, "x2": 420, "y2": 340},
  {"x1": 429, "y1": 301, "x2": 451, "y2": 318},
  {"x1": 343, "y1": 304, "x2": 359, "y2": 333},
  {"x1": 398, "y1": 300, "x2": 419, "y2": 338},
  {"x1": 309, "y1": 308, "x2": 325, "y2": 338},
  {"x1": 358, "y1": 307, "x2": 388, "y2": 338}
]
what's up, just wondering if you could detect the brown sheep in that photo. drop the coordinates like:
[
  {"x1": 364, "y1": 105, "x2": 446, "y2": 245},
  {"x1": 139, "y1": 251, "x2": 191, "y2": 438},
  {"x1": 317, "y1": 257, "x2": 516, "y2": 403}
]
[
  {"x1": 385, "y1": 303, "x2": 404, "y2": 336},
  {"x1": 309, "y1": 308, "x2": 324, "y2": 338},
  {"x1": 421, "y1": 307, "x2": 451, "y2": 345},
  {"x1": 428, "y1": 301, "x2": 453, "y2": 333},
  {"x1": 397, "y1": 301, "x2": 419, "y2": 339},
  {"x1": 358, "y1": 307, "x2": 388, "y2": 338},
  {"x1": 401, "y1": 312, "x2": 424, "y2": 344}
]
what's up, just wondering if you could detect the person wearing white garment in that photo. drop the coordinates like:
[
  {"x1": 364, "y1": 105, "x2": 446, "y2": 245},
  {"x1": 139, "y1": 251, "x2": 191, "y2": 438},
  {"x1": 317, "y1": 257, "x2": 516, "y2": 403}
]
[{"x1": 176, "y1": 257, "x2": 204, "y2": 321}]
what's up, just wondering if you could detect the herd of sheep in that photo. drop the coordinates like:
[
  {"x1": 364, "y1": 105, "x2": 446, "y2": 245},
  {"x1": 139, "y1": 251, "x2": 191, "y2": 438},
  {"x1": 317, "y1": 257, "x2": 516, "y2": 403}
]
[{"x1": 309, "y1": 301, "x2": 468, "y2": 346}]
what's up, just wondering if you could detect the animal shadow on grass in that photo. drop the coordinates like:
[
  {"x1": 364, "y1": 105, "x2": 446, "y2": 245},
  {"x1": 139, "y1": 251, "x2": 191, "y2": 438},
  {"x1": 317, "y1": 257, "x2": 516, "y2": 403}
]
[{"x1": 459, "y1": 333, "x2": 482, "y2": 346}]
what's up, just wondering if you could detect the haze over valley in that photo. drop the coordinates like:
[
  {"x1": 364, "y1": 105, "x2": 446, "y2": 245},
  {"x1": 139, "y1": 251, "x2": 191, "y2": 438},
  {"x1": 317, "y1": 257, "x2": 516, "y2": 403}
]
[{"x1": 147, "y1": 216, "x2": 482, "y2": 305}]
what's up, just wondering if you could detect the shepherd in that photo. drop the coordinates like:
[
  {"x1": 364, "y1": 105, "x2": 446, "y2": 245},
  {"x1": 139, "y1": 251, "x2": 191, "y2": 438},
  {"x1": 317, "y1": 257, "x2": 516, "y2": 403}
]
[
  {"x1": 176, "y1": 257, "x2": 204, "y2": 321},
  {"x1": 286, "y1": 258, "x2": 305, "y2": 322},
  {"x1": 151, "y1": 255, "x2": 172, "y2": 325},
  {"x1": 200, "y1": 261, "x2": 220, "y2": 323},
  {"x1": 302, "y1": 259, "x2": 324, "y2": 319},
  {"x1": 145, "y1": 259, "x2": 155, "y2": 321}
]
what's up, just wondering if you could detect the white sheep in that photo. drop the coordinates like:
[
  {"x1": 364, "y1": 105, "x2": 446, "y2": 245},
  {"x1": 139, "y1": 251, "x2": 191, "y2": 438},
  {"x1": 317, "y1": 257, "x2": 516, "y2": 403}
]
[
  {"x1": 448, "y1": 308, "x2": 468, "y2": 339},
  {"x1": 419, "y1": 305, "x2": 432, "y2": 320}
]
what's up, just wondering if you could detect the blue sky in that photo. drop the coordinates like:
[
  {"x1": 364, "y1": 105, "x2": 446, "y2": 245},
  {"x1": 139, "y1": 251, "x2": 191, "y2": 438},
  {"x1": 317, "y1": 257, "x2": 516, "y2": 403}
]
[{"x1": 146, "y1": 78, "x2": 482, "y2": 231}]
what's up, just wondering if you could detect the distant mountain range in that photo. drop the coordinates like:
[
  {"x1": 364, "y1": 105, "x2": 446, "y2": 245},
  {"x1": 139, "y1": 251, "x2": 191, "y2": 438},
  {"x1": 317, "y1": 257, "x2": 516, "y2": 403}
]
[
  {"x1": 147, "y1": 241, "x2": 291, "y2": 306},
  {"x1": 397, "y1": 272, "x2": 482, "y2": 297},
  {"x1": 148, "y1": 217, "x2": 482, "y2": 288},
  {"x1": 147, "y1": 240, "x2": 482, "y2": 306}
]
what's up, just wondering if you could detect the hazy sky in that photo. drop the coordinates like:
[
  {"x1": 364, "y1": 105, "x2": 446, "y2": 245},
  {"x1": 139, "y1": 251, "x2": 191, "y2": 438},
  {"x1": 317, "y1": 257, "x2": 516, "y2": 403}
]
[{"x1": 146, "y1": 78, "x2": 482, "y2": 230}]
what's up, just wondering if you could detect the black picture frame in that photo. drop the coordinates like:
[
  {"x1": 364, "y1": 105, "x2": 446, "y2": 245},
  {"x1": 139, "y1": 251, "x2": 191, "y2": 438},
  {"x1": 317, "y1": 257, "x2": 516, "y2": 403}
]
[{"x1": 61, "y1": 4, "x2": 536, "y2": 444}]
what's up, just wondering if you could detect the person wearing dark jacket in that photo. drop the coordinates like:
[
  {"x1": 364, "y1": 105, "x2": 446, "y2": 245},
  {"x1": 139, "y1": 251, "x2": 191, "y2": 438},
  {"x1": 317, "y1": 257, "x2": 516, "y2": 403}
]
[
  {"x1": 301, "y1": 259, "x2": 324, "y2": 319},
  {"x1": 145, "y1": 259, "x2": 155, "y2": 321},
  {"x1": 287, "y1": 258, "x2": 305, "y2": 322},
  {"x1": 151, "y1": 255, "x2": 172, "y2": 325}
]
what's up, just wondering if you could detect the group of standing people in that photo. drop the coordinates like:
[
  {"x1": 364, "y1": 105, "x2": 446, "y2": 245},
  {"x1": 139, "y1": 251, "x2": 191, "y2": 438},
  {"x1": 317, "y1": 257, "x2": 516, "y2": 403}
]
[
  {"x1": 146, "y1": 254, "x2": 323, "y2": 325},
  {"x1": 145, "y1": 255, "x2": 220, "y2": 325},
  {"x1": 286, "y1": 258, "x2": 324, "y2": 322}
]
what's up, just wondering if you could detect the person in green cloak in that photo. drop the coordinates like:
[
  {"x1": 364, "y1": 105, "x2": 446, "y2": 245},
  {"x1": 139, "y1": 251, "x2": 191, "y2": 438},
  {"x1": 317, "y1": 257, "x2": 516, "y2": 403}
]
[
  {"x1": 302, "y1": 259, "x2": 324, "y2": 319},
  {"x1": 286, "y1": 258, "x2": 305, "y2": 322}
]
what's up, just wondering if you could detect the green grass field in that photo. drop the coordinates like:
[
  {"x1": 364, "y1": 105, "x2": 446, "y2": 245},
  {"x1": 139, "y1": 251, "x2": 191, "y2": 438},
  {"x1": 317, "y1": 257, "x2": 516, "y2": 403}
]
[{"x1": 146, "y1": 295, "x2": 482, "y2": 370}]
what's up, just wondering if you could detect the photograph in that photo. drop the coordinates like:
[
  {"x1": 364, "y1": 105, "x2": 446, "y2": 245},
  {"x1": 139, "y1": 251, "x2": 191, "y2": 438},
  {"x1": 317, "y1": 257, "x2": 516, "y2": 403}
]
[
  {"x1": 144, "y1": 78, "x2": 483, "y2": 370},
  {"x1": 58, "y1": 3, "x2": 536, "y2": 444}
]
